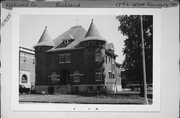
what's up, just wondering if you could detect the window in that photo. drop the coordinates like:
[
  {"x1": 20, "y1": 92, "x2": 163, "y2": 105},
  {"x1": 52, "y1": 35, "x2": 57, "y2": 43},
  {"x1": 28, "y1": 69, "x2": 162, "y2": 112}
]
[
  {"x1": 23, "y1": 54, "x2": 26, "y2": 62},
  {"x1": 74, "y1": 76, "x2": 80, "y2": 82},
  {"x1": 71, "y1": 71, "x2": 83, "y2": 83},
  {"x1": 20, "y1": 52, "x2": 26, "y2": 61},
  {"x1": 63, "y1": 39, "x2": 74, "y2": 44},
  {"x1": 20, "y1": 52, "x2": 35, "y2": 64},
  {"x1": 113, "y1": 73, "x2": 115, "y2": 79},
  {"x1": 33, "y1": 59, "x2": 35, "y2": 64},
  {"x1": 109, "y1": 56, "x2": 111, "y2": 63},
  {"x1": 96, "y1": 71, "x2": 102, "y2": 81},
  {"x1": 108, "y1": 71, "x2": 115, "y2": 79},
  {"x1": 51, "y1": 72, "x2": 59, "y2": 80},
  {"x1": 21, "y1": 74, "x2": 28, "y2": 83},
  {"x1": 59, "y1": 54, "x2": 71, "y2": 63},
  {"x1": 112, "y1": 59, "x2": 114, "y2": 64},
  {"x1": 64, "y1": 40, "x2": 67, "y2": 44},
  {"x1": 73, "y1": 71, "x2": 80, "y2": 82},
  {"x1": 63, "y1": 40, "x2": 70, "y2": 44},
  {"x1": 50, "y1": 72, "x2": 60, "y2": 85},
  {"x1": 95, "y1": 53, "x2": 102, "y2": 62},
  {"x1": 108, "y1": 72, "x2": 112, "y2": 79}
]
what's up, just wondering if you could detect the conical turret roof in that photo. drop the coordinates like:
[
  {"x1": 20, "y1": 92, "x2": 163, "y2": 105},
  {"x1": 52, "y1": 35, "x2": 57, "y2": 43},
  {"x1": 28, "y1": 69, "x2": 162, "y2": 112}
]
[
  {"x1": 83, "y1": 19, "x2": 106, "y2": 42},
  {"x1": 34, "y1": 26, "x2": 54, "y2": 48}
]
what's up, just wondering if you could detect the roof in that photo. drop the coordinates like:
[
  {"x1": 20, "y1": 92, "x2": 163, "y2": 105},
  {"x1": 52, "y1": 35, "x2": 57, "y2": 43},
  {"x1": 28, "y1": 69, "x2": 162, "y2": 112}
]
[
  {"x1": 47, "y1": 25, "x2": 86, "y2": 52},
  {"x1": 19, "y1": 46, "x2": 34, "y2": 51},
  {"x1": 105, "y1": 50, "x2": 118, "y2": 57},
  {"x1": 36, "y1": 20, "x2": 116, "y2": 53},
  {"x1": 81, "y1": 19, "x2": 106, "y2": 43},
  {"x1": 19, "y1": 46, "x2": 35, "y2": 55},
  {"x1": 105, "y1": 43, "x2": 115, "y2": 51},
  {"x1": 105, "y1": 43, "x2": 117, "y2": 57},
  {"x1": 64, "y1": 34, "x2": 75, "y2": 40},
  {"x1": 34, "y1": 26, "x2": 54, "y2": 48}
]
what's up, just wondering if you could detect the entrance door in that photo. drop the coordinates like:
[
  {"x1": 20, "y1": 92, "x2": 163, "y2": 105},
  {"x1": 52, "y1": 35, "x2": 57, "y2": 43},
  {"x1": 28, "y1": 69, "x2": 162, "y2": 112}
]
[{"x1": 60, "y1": 70, "x2": 70, "y2": 85}]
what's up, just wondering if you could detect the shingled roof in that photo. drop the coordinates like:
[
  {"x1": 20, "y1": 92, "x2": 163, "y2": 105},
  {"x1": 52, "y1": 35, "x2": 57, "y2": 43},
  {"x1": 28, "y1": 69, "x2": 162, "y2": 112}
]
[
  {"x1": 82, "y1": 19, "x2": 106, "y2": 42},
  {"x1": 105, "y1": 43, "x2": 118, "y2": 57},
  {"x1": 47, "y1": 25, "x2": 86, "y2": 52},
  {"x1": 34, "y1": 26, "x2": 54, "y2": 48},
  {"x1": 44, "y1": 20, "x2": 108, "y2": 52}
]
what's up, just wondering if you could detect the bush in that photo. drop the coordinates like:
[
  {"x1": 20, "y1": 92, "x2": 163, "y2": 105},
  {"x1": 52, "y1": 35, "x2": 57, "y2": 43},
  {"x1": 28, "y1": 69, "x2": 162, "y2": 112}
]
[{"x1": 48, "y1": 86, "x2": 54, "y2": 94}]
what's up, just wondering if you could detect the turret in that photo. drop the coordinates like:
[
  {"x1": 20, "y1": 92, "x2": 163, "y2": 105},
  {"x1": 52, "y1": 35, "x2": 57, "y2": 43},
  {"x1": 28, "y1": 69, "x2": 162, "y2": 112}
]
[
  {"x1": 80, "y1": 19, "x2": 107, "y2": 83},
  {"x1": 33, "y1": 26, "x2": 54, "y2": 86},
  {"x1": 79, "y1": 19, "x2": 106, "y2": 48},
  {"x1": 34, "y1": 26, "x2": 54, "y2": 52}
]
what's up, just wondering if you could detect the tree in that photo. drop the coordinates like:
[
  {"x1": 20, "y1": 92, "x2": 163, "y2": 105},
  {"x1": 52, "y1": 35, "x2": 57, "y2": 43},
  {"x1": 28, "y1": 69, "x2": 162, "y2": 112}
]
[{"x1": 116, "y1": 15, "x2": 153, "y2": 96}]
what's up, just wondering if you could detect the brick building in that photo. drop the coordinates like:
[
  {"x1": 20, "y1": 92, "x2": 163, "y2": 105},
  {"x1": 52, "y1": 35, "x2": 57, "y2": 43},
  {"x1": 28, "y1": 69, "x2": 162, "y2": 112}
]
[
  {"x1": 19, "y1": 46, "x2": 35, "y2": 91},
  {"x1": 34, "y1": 20, "x2": 122, "y2": 94}
]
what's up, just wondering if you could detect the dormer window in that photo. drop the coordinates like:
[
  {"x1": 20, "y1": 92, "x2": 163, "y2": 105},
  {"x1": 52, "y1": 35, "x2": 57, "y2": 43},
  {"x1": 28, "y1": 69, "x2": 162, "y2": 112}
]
[
  {"x1": 63, "y1": 34, "x2": 75, "y2": 44},
  {"x1": 64, "y1": 40, "x2": 68, "y2": 44},
  {"x1": 63, "y1": 39, "x2": 73, "y2": 44}
]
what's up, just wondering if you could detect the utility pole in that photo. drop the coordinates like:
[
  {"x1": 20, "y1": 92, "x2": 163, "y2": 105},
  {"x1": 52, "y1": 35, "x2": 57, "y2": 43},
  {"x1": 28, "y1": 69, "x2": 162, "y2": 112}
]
[{"x1": 140, "y1": 15, "x2": 148, "y2": 104}]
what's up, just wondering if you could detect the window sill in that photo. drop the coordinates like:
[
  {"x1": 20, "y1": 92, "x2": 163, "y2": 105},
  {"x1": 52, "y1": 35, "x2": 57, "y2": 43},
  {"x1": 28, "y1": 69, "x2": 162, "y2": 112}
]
[
  {"x1": 59, "y1": 62, "x2": 71, "y2": 64},
  {"x1": 96, "y1": 80, "x2": 102, "y2": 81}
]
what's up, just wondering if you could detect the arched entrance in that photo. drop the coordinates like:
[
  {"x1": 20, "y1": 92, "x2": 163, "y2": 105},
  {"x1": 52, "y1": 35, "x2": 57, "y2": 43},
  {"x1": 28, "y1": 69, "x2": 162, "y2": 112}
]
[
  {"x1": 60, "y1": 70, "x2": 70, "y2": 85},
  {"x1": 21, "y1": 74, "x2": 28, "y2": 83}
]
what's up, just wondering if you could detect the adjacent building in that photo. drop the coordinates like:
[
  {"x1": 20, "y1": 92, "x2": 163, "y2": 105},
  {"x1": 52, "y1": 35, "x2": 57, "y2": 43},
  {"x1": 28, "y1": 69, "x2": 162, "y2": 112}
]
[
  {"x1": 34, "y1": 20, "x2": 122, "y2": 94},
  {"x1": 19, "y1": 46, "x2": 35, "y2": 91}
]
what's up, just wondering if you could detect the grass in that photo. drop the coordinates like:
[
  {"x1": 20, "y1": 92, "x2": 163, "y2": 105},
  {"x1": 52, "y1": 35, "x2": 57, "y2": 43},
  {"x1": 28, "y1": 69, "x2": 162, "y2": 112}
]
[{"x1": 19, "y1": 93, "x2": 152, "y2": 104}]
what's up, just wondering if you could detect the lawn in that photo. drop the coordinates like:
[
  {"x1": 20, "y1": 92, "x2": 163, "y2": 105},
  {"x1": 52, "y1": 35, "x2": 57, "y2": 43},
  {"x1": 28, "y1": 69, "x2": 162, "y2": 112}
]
[{"x1": 19, "y1": 93, "x2": 152, "y2": 104}]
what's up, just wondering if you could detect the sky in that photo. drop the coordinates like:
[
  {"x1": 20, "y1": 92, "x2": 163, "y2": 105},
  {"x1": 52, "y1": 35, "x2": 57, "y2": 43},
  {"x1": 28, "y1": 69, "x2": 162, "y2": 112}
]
[{"x1": 20, "y1": 15, "x2": 126, "y2": 64}]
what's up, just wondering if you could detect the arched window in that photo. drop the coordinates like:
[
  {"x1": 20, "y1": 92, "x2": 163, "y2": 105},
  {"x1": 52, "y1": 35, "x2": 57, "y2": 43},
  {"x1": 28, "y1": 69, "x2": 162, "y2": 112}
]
[
  {"x1": 50, "y1": 72, "x2": 60, "y2": 85},
  {"x1": 21, "y1": 74, "x2": 28, "y2": 83},
  {"x1": 73, "y1": 71, "x2": 80, "y2": 82}
]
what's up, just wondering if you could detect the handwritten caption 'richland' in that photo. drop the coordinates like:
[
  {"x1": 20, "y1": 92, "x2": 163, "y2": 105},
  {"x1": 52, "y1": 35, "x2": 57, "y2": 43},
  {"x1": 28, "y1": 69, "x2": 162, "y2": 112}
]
[{"x1": 4, "y1": 1, "x2": 80, "y2": 9}]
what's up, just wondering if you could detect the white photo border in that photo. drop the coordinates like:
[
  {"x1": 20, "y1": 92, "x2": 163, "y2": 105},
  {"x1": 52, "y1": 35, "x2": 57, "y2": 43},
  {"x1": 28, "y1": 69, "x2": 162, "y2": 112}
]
[{"x1": 11, "y1": 8, "x2": 161, "y2": 112}]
